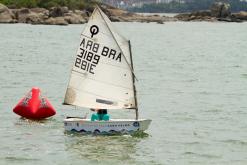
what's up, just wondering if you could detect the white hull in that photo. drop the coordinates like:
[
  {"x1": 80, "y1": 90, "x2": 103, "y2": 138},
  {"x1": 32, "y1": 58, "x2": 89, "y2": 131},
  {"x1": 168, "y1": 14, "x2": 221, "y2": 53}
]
[{"x1": 64, "y1": 118, "x2": 151, "y2": 134}]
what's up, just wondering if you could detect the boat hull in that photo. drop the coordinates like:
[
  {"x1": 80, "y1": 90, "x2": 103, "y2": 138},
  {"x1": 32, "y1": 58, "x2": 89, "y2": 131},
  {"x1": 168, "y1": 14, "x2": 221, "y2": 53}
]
[{"x1": 64, "y1": 118, "x2": 151, "y2": 134}]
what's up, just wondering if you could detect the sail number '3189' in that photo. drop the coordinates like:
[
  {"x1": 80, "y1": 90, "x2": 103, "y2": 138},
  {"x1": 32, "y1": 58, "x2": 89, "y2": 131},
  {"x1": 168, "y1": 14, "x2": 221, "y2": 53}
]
[{"x1": 74, "y1": 37, "x2": 122, "y2": 74}]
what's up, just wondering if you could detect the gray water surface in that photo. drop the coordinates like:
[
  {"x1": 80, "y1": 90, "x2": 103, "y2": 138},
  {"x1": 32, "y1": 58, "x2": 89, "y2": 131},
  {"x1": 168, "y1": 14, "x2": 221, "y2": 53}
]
[{"x1": 0, "y1": 22, "x2": 247, "y2": 165}]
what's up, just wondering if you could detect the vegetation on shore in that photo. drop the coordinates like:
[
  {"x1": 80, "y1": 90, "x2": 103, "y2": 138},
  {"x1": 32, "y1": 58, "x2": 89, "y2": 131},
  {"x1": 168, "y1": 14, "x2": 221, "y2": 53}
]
[
  {"x1": 0, "y1": 0, "x2": 99, "y2": 9},
  {"x1": 1, "y1": 0, "x2": 247, "y2": 24},
  {"x1": 129, "y1": 0, "x2": 247, "y2": 13},
  {"x1": 2, "y1": 0, "x2": 247, "y2": 13}
]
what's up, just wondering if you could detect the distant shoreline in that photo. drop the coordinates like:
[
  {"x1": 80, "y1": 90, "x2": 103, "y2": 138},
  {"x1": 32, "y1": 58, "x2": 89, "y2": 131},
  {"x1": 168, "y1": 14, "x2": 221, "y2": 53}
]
[{"x1": 0, "y1": 2, "x2": 247, "y2": 25}]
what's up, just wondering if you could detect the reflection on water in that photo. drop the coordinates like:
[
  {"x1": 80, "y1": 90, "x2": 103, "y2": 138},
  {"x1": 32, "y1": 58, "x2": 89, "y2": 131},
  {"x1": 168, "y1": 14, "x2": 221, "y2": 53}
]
[
  {"x1": 14, "y1": 117, "x2": 59, "y2": 129},
  {"x1": 64, "y1": 133, "x2": 145, "y2": 164}
]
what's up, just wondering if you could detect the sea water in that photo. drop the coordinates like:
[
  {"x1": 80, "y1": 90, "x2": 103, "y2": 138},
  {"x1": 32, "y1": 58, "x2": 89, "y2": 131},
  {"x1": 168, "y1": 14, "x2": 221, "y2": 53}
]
[{"x1": 0, "y1": 22, "x2": 247, "y2": 165}]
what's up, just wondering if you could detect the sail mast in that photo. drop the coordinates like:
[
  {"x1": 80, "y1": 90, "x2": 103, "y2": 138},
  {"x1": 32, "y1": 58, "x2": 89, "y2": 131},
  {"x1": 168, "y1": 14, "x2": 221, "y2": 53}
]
[{"x1": 128, "y1": 40, "x2": 139, "y2": 120}]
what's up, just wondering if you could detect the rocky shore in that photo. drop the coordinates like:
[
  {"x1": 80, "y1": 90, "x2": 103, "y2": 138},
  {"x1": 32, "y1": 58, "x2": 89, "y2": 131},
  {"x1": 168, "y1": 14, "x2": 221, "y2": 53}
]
[
  {"x1": 175, "y1": 2, "x2": 247, "y2": 23},
  {"x1": 0, "y1": 2, "x2": 247, "y2": 25},
  {"x1": 0, "y1": 3, "x2": 175, "y2": 25}
]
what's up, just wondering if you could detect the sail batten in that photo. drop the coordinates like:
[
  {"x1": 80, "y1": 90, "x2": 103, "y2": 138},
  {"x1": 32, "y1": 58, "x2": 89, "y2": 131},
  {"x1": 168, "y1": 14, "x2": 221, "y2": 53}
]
[
  {"x1": 71, "y1": 70, "x2": 134, "y2": 90},
  {"x1": 64, "y1": 6, "x2": 136, "y2": 110},
  {"x1": 67, "y1": 87, "x2": 130, "y2": 103}
]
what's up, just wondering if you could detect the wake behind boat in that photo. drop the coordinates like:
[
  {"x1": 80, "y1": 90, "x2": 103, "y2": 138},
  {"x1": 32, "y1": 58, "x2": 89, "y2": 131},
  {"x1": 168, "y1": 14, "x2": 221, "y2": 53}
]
[{"x1": 63, "y1": 6, "x2": 151, "y2": 134}]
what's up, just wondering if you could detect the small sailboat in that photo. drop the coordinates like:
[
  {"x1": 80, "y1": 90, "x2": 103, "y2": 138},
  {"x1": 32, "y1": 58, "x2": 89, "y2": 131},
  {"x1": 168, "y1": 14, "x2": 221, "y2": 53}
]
[{"x1": 63, "y1": 6, "x2": 151, "y2": 134}]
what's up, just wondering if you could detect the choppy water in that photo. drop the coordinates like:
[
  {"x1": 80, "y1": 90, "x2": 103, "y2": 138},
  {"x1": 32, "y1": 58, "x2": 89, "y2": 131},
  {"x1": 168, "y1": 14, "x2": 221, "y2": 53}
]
[{"x1": 0, "y1": 22, "x2": 247, "y2": 165}]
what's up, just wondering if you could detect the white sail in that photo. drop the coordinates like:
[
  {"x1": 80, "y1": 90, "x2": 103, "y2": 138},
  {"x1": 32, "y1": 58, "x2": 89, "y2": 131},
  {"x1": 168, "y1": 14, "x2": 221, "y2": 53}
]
[{"x1": 64, "y1": 6, "x2": 136, "y2": 109}]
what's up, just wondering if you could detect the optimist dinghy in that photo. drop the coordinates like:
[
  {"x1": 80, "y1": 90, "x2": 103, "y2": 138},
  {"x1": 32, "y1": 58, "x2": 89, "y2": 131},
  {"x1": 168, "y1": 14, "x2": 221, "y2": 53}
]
[{"x1": 63, "y1": 6, "x2": 151, "y2": 134}]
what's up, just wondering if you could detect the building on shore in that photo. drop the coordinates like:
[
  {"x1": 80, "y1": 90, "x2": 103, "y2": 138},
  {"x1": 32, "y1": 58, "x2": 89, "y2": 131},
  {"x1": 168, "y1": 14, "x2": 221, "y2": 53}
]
[
  {"x1": 101, "y1": 0, "x2": 160, "y2": 8},
  {"x1": 100, "y1": 0, "x2": 193, "y2": 8}
]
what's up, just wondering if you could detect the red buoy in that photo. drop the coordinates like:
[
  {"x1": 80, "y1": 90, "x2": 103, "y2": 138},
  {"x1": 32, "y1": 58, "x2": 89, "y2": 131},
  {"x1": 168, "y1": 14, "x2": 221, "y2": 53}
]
[{"x1": 13, "y1": 87, "x2": 56, "y2": 119}]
